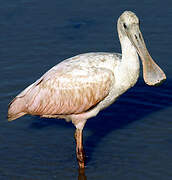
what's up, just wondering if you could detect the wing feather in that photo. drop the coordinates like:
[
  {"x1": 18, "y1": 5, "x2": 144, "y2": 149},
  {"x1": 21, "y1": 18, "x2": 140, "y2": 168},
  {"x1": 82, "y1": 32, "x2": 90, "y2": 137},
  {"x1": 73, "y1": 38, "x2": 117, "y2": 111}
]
[
  {"x1": 24, "y1": 66, "x2": 114, "y2": 115},
  {"x1": 8, "y1": 52, "x2": 120, "y2": 120}
]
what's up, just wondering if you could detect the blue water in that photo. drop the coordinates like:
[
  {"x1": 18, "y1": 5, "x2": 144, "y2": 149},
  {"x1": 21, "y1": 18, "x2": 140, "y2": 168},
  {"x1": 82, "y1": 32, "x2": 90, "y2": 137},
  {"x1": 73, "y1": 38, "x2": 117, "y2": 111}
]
[{"x1": 0, "y1": 0, "x2": 172, "y2": 179}]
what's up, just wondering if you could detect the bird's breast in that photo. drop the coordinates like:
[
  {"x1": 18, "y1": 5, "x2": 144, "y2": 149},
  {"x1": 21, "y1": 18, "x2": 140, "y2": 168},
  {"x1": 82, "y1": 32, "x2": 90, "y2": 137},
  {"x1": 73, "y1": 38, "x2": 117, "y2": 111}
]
[{"x1": 114, "y1": 58, "x2": 140, "y2": 95}]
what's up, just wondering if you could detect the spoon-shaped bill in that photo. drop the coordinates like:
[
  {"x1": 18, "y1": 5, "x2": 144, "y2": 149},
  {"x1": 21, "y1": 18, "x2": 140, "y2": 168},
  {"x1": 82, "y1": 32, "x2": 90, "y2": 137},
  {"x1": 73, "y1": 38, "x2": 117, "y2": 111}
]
[
  {"x1": 141, "y1": 52, "x2": 166, "y2": 86},
  {"x1": 127, "y1": 25, "x2": 166, "y2": 86}
]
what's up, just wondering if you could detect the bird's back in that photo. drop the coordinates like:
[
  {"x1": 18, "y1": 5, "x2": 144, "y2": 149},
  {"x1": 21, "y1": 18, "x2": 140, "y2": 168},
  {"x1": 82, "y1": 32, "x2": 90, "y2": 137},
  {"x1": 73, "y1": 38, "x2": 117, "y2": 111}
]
[{"x1": 8, "y1": 52, "x2": 120, "y2": 121}]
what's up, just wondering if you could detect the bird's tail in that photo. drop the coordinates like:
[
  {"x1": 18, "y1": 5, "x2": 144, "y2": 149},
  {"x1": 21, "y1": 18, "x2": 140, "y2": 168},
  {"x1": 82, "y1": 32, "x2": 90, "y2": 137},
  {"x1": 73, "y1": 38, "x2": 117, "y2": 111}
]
[{"x1": 8, "y1": 97, "x2": 27, "y2": 121}]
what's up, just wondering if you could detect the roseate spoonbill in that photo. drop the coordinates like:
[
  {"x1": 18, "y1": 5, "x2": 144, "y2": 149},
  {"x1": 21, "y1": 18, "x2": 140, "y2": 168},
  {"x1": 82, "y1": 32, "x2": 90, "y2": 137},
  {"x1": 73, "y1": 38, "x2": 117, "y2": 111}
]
[{"x1": 8, "y1": 11, "x2": 166, "y2": 169}]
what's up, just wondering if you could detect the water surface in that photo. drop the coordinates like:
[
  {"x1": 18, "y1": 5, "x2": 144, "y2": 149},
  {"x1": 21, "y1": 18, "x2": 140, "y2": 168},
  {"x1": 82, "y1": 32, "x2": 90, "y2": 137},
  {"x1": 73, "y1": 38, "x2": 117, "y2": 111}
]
[{"x1": 0, "y1": 0, "x2": 172, "y2": 179}]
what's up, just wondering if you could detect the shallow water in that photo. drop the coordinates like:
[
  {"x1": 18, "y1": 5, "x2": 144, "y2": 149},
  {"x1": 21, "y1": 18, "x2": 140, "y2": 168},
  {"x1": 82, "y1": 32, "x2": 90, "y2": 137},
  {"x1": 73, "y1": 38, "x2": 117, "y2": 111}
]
[{"x1": 0, "y1": 0, "x2": 172, "y2": 179}]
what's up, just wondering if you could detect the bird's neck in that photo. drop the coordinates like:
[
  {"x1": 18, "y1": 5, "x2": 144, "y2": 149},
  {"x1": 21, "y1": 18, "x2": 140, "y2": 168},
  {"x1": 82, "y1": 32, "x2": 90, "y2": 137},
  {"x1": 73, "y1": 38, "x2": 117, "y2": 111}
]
[
  {"x1": 121, "y1": 36, "x2": 139, "y2": 65},
  {"x1": 115, "y1": 36, "x2": 140, "y2": 92}
]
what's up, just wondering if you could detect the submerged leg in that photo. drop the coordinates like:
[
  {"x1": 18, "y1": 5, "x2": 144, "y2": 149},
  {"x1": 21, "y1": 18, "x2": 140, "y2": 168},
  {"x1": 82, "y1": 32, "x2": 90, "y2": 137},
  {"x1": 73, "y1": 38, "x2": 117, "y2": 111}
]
[
  {"x1": 75, "y1": 128, "x2": 85, "y2": 169},
  {"x1": 78, "y1": 167, "x2": 87, "y2": 180}
]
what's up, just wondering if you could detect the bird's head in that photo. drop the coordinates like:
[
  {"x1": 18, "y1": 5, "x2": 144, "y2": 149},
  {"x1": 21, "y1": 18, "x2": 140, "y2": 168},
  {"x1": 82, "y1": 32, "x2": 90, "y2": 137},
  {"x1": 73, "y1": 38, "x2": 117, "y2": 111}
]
[{"x1": 117, "y1": 11, "x2": 166, "y2": 86}]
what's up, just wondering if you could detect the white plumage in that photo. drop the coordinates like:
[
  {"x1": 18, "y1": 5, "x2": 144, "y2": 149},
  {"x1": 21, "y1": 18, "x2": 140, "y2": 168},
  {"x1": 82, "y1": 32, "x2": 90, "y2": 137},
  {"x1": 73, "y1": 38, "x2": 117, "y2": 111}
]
[{"x1": 8, "y1": 11, "x2": 166, "y2": 169}]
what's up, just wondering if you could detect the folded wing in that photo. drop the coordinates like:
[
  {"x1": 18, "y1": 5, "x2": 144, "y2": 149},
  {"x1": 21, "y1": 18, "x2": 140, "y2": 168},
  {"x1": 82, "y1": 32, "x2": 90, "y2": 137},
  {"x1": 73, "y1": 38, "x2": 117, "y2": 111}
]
[{"x1": 8, "y1": 65, "x2": 114, "y2": 120}]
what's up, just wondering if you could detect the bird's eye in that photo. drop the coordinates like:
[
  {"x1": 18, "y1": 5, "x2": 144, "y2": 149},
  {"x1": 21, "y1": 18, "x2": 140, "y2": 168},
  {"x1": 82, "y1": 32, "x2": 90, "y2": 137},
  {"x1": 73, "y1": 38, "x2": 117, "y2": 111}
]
[{"x1": 123, "y1": 23, "x2": 127, "y2": 29}]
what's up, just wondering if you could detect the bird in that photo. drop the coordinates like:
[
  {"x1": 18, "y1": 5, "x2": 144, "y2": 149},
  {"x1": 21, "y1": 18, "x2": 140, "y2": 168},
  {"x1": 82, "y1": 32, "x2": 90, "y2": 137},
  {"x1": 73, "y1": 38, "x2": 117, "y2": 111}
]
[{"x1": 8, "y1": 11, "x2": 166, "y2": 169}]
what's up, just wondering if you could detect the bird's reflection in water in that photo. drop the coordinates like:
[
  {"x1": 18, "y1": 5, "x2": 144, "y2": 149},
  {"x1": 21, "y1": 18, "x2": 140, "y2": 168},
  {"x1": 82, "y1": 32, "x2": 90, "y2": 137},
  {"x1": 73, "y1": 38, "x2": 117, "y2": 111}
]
[{"x1": 78, "y1": 168, "x2": 87, "y2": 180}]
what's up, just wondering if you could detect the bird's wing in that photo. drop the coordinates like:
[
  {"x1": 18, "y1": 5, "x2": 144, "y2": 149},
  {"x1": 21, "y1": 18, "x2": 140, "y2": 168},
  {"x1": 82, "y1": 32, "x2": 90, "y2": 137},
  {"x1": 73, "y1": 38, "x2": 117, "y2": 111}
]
[{"x1": 22, "y1": 65, "x2": 114, "y2": 115}]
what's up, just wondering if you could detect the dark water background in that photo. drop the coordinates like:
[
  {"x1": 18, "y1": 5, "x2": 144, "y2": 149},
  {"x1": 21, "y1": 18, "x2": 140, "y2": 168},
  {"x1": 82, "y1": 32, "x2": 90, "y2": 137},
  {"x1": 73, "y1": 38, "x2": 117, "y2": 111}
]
[{"x1": 0, "y1": 0, "x2": 172, "y2": 179}]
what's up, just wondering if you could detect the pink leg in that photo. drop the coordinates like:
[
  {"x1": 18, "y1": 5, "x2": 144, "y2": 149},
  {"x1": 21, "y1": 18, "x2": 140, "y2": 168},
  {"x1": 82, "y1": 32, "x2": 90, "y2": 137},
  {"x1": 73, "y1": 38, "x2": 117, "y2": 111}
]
[{"x1": 75, "y1": 128, "x2": 85, "y2": 169}]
